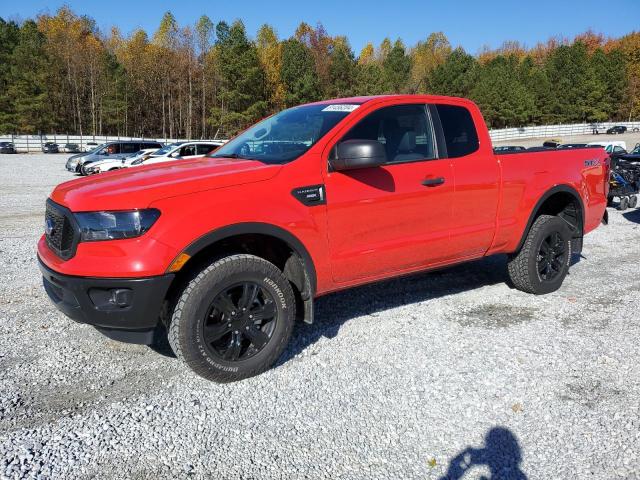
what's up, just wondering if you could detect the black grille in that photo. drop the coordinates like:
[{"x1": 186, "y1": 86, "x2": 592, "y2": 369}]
[{"x1": 45, "y1": 201, "x2": 78, "y2": 259}]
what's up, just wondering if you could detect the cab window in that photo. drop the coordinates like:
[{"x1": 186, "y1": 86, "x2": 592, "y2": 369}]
[
  {"x1": 340, "y1": 104, "x2": 436, "y2": 164},
  {"x1": 435, "y1": 104, "x2": 479, "y2": 158}
]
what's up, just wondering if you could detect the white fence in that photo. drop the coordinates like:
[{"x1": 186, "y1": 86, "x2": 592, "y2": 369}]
[
  {"x1": 489, "y1": 121, "x2": 640, "y2": 143},
  {"x1": 0, "y1": 134, "x2": 226, "y2": 153},
  {"x1": 2, "y1": 121, "x2": 640, "y2": 152}
]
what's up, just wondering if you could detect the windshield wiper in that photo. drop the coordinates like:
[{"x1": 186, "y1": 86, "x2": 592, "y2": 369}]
[{"x1": 211, "y1": 153, "x2": 252, "y2": 160}]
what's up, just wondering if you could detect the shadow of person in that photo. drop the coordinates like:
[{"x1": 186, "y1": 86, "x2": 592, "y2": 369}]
[{"x1": 439, "y1": 427, "x2": 527, "y2": 480}]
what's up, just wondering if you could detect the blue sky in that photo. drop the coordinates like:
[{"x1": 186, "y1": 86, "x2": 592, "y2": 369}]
[{"x1": 3, "y1": 0, "x2": 639, "y2": 53}]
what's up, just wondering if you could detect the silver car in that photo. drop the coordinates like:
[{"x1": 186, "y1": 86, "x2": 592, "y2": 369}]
[{"x1": 65, "y1": 141, "x2": 163, "y2": 174}]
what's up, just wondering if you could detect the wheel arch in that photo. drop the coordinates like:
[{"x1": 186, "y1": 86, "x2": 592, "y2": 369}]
[
  {"x1": 163, "y1": 223, "x2": 317, "y2": 324},
  {"x1": 515, "y1": 185, "x2": 585, "y2": 253}
]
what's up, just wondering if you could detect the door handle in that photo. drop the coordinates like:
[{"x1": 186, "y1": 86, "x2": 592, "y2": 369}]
[{"x1": 422, "y1": 177, "x2": 445, "y2": 187}]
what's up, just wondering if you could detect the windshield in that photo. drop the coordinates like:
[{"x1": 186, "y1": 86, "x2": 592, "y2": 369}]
[
  {"x1": 153, "y1": 143, "x2": 181, "y2": 156},
  {"x1": 209, "y1": 104, "x2": 357, "y2": 164}
]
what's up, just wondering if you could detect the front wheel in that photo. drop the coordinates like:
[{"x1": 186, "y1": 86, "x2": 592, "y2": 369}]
[
  {"x1": 168, "y1": 254, "x2": 296, "y2": 382},
  {"x1": 507, "y1": 215, "x2": 572, "y2": 295}
]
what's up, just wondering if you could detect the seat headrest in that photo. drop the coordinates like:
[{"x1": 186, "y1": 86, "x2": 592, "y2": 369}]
[{"x1": 397, "y1": 131, "x2": 416, "y2": 152}]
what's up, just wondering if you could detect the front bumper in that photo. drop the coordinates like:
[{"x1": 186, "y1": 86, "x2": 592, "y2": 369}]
[{"x1": 39, "y1": 258, "x2": 174, "y2": 344}]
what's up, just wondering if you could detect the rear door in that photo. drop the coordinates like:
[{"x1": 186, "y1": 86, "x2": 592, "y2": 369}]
[
  {"x1": 434, "y1": 104, "x2": 500, "y2": 258},
  {"x1": 324, "y1": 103, "x2": 454, "y2": 284}
]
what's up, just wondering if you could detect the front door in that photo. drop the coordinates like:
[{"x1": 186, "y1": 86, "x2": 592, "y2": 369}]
[{"x1": 324, "y1": 103, "x2": 454, "y2": 284}]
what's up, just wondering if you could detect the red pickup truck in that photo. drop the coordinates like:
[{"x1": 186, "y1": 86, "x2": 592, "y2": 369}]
[{"x1": 38, "y1": 95, "x2": 609, "y2": 382}]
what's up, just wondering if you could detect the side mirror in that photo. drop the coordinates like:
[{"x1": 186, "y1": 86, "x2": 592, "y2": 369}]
[
  {"x1": 330, "y1": 139, "x2": 387, "y2": 171},
  {"x1": 170, "y1": 152, "x2": 181, "y2": 158}
]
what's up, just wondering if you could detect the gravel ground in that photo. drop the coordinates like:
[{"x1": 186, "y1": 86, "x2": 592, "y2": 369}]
[{"x1": 1, "y1": 154, "x2": 639, "y2": 480}]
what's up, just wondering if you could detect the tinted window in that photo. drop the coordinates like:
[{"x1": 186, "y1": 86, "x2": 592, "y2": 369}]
[
  {"x1": 120, "y1": 143, "x2": 139, "y2": 154},
  {"x1": 180, "y1": 144, "x2": 197, "y2": 156},
  {"x1": 341, "y1": 104, "x2": 436, "y2": 164},
  {"x1": 104, "y1": 143, "x2": 121, "y2": 154},
  {"x1": 435, "y1": 104, "x2": 479, "y2": 158},
  {"x1": 196, "y1": 144, "x2": 216, "y2": 155}
]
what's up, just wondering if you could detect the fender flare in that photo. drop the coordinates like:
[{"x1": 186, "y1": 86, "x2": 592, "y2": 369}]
[
  {"x1": 515, "y1": 184, "x2": 585, "y2": 252},
  {"x1": 180, "y1": 222, "x2": 317, "y2": 295}
]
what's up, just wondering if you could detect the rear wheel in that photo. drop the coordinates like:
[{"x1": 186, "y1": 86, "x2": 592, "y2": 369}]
[
  {"x1": 168, "y1": 254, "x2": 296, "y2": 382},
  {"x1": 618, "y1": 197, "x2": 629, "y2": 211},
  {"x1": 507, "y1": 215, "x2": 572, "y2": 295},
  {"x1": 629, "y1": 195, "x2": 638, "y2": 209}
]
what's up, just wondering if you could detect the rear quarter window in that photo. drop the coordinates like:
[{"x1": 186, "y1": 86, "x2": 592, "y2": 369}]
[{"x1": 435, "y1": 104, "x2": 479, "y2": 158}]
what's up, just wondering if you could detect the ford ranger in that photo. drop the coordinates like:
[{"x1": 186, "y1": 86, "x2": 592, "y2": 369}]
[{"x1": 38, "y1": 95, "x2": 610, "y2": 382}]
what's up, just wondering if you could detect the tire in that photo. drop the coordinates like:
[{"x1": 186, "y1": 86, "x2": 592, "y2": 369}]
[
  {"x1": 168, "y1": 254, "x2": 296, "y2": 382},
  {"x1": 618, "y1": 197, "x2": 629, "y2": 211},
  {"x1": 507, "y1": 215, "x2": 572, "y2": 295},
  {"x1": 629, "y1": 195, "x2": 638, "y2": 209}
]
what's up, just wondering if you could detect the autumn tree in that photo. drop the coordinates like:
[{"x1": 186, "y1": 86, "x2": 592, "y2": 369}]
[
  {"x1": 409, "y1": 32, "x2": 451, "y2": 93},
  {"x1": 257, "y1": 24, "x2": 284, "y2": 111}
]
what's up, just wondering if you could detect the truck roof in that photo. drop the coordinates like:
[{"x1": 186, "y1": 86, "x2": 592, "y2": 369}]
[{"x1": 305, "y1": 94, "x2": 471, "y2": 107}]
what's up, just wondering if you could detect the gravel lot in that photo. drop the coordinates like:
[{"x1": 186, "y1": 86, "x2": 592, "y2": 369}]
[{"x1": 1, "y1": 154, "x2": 639, "y2": 480}]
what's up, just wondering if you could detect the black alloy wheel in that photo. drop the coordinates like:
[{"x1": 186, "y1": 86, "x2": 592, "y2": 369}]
[
  {"x1": 536, "y1": 232, "x2": 568, "y2": 282},
  {"x1": 203, "y1": 282, "x2": 277, "y2": 361}
]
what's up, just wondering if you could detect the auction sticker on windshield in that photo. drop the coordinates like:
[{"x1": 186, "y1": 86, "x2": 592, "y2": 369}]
[{"x1": 321, "y1": 104, "x2": 360, "y2": 112}]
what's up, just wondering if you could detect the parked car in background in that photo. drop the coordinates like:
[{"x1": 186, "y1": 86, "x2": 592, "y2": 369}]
[
  {"x1": 587, "y1": 141, "x2": 627, "y2": 155},
  {"x1": 84, "y1": 142, "x2": 99, "y2": 152},
  {"x1": 0, "y1": 142, "x2": 17, "y2": 154},
  {"x1": 542, "y1": 139, "x2": 562, "y2": 148},
  {"x1": 42, "y1": 142, "x2": 59, "y2": 153},
  {"x1": 606, "y1": 125, "x2": 627, "y2": 135},
  {"x1": 131, "y1": 141, "x2": 223, "y2": 167},
  {"x1": 558, "y1": 143, "x2": 588, "y2": 149},
  {"x1": 82, "y1": 148, "x2": 159, "y2": 175},
  {"x1": 67, "y1": 140, "x2": 163, "y2": 174},
  {"x1": 63, "y1": 143, "x2": 81, "y2": 153},
  {"x1": 494, "y1": 145, "x2": 525, "y2": 153},
  {"x1": 615, "y1": 143, "x2": 640, "y2": 162}
]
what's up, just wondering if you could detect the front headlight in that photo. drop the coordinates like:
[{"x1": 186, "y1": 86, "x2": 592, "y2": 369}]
[{"x1": 75, "y1": 209, "x2": 160, "y2": 241}]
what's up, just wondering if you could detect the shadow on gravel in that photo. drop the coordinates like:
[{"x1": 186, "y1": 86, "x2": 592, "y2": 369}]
[
  {"x1": 439, "y1": 427, "x2": 527, "y2": 480},
  {"x1": 148, "y1": 325, "x2": 176, "y2": 358},
  {"x1": 279, "y1": 255, "x2": 508, "y2": 364},
  {"x1": 622, "y1": 208, "x2": 640, "y2": 223}
]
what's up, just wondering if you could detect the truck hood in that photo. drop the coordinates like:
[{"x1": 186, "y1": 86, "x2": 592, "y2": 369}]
[{"x1": 51, "y1": 157, "x2": 281, "y2": 211}]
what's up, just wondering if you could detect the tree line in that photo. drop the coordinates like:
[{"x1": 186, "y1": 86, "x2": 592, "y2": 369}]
[{"x1": 1, "y1": 6, "x2": 639, "y2": 138}]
